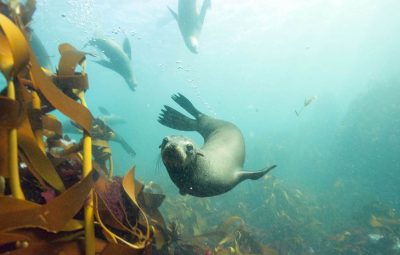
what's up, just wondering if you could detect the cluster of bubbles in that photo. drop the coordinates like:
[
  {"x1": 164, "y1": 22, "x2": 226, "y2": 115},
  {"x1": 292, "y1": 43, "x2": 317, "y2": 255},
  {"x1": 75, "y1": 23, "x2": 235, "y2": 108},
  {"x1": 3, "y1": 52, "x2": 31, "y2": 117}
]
[
  {"x1": 62, "y1": 0, "x2": 100, "y2": 43},
  {"x1": 175, "y1": 60, "x2": 217, "y2": 117}
]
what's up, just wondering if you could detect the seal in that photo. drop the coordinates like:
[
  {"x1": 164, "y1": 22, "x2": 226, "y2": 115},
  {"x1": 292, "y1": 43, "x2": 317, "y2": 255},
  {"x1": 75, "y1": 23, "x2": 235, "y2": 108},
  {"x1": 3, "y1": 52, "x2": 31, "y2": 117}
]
[
  {"x1": 29, "y1": 31, "x2": 53, "y2": 72},
  {"x1": 86, "y1": 37, "x2": 138, "y2": 91},
  {"x1": 158, "y1": 93, "x2": 276, "y2": 197},
  {"x1": 63, "y1": 118, "x2": 136, "y2": 157},
  {"x1": 168, "y1": 0, "x2": 211, "y2": 54},
  {"x1": 98, "y1": 106, "x2": 127, "y2": 126}
]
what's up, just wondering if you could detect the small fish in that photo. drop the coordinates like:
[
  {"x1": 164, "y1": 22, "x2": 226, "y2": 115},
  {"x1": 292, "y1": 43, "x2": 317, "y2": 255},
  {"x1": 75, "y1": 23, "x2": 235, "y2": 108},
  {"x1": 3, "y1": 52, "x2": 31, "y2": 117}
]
[
  {"x1": 304, "y1": 95, "x2": 318, "y2": 107},
  {"x1": 295, "y1": 95, "x2": 318, "y2": 116}
]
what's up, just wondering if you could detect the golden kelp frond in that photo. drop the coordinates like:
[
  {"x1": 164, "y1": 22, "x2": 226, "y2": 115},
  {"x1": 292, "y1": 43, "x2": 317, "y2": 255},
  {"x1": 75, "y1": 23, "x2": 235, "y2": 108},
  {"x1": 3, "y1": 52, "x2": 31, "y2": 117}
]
[
  {"x1": 54, "y1": 43, "x2": 89, "y2": 100},
  {"x1": 0, "y1": 8, "x2": 158, "y2": 255},
  {"x1": 29, "y1": 43, "x2": 93, "y2": 134},
  {"x1": 0, "y1": 14, "x2": 29, "y2": 79},
  {"x1": 17, "y1": 100, "x2": 65, "y2": 192},
  {"x1": 122, "y1": 168, "x2": 150, "y2": 246},
  {"x1": 0, "y1": 171, "x2": 93, "y2": 233},
  {"x1": 93, "y1": 167, "x2": 166, "y2": 252}
]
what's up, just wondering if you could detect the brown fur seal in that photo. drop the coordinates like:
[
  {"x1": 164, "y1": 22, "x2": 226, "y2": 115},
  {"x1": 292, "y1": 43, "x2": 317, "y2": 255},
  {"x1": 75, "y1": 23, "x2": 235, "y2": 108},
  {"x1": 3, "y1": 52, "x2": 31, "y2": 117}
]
[{"x1": 158, "y1": 93, "x2": 276, "y2": 197}]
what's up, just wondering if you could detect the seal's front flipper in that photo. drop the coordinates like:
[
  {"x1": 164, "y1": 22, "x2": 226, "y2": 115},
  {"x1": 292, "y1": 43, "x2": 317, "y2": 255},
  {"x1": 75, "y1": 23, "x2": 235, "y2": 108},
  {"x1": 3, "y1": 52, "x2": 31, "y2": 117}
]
[
  {"x1": 98, "y1": 106, "x2": 110, "y2": 116},
  {"x1": 167, "y1": 7, "x2": 179, "y2": 22},
  {"x1": 158, "y1": 105, "x2": 197, "y2": 131},
  {"x1": 198, "y1": 0, "x2": 211, "y2": 27},
  {"x1": 94, "y1": 59, "x2": 113, "y2": 69},
  {"x1": 238, "y1": 165, "x2": 276, "y2": 181},
  {"x1": 122, "y1": 37, "x2": 132, "y2": 60},
  {"x1": 172, "y1": 93, "x2": 202, "y2": 118}
]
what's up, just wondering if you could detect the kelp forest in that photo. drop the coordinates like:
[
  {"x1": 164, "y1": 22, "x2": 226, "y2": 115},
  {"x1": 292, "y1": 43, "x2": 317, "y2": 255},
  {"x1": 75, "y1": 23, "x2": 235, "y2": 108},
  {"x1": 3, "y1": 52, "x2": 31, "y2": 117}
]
[{"x1": 1, "y1": 1, "x2": 400, "y2": 255}]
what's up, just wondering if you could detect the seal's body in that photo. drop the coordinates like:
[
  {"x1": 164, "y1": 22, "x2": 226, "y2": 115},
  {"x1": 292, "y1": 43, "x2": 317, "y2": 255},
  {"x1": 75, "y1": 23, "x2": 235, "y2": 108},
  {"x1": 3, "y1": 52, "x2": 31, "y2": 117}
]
[
  {"x1": 168, "y1": 0, "x2": 211, "y2": 53},
  {"x1": 87, "y1": 37, "x2": 137, "y2": 91},
  {"x1": 29, "y1": 31, "x2": 53, "y2": 72},
  {"x1": 158, "y1": 94, "x2": 276, "y2": 197}
]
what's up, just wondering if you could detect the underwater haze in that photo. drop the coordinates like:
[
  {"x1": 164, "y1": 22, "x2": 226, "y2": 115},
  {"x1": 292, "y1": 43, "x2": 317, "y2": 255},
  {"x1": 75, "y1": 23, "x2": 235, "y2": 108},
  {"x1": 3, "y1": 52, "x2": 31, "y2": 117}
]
[{"x1": 29, "y1": 0, "x2": 400, "y2": 253}]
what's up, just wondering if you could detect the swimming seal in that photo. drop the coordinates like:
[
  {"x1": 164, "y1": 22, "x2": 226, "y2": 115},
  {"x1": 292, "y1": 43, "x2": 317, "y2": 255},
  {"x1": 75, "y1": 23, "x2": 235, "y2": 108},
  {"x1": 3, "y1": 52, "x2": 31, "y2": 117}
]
[
  {"x1": 86, "y1": 37, "x2": 138, "y2": 91},
  {"x1": 168, "y1": 0, "x2": 211, "y2": 54},
  {"x1": 29, "y1": 31, "x2": 54, "y2": 72},
  {"x1": 158, "y1": 93, "x2": 276, "y2": 197}
]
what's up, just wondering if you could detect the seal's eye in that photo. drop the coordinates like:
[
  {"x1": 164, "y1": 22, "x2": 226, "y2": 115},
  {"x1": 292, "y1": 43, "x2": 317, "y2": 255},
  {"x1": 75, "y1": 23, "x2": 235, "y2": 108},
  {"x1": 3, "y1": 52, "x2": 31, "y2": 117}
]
[
  {"x1": 159, "y1": 137, "x2": 169, "y2": 148},
  {"x1": 186, "y1": 144, "x2": 194, "y2": 153}
]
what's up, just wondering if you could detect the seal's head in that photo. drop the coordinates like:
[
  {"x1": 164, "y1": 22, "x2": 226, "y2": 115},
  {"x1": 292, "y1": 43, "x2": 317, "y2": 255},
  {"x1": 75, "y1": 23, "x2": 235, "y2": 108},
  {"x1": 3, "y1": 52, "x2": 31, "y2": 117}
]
[
  {"x1": 185, "y1": 36, "x2": 199, "y2": 54},
  {"x1": 125, "y1": 76, "x2": 138, "y2": 91},
  {"x1": 159, "y1": 136, "x2": 200, "y2": 170}
]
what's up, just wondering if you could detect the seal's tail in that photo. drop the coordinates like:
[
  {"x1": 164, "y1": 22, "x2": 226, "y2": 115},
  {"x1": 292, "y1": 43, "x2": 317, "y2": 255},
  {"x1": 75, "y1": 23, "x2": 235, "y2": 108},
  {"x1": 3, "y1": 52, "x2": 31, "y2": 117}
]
[
  {"x1": 158, "y1": 105, "x2": 197, "y2": 131},
  {"x1": 172, "y1": 93, "x2": 202, "y2": 119},
  {"x1": 239, "y1": 165, "x2": 277, "y2": 182}
]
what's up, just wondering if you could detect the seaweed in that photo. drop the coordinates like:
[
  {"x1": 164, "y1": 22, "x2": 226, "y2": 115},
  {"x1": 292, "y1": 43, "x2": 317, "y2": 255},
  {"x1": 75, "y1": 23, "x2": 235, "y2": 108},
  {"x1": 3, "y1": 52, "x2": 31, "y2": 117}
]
[
  {"x1": 0, "y1": 5, "x2": 158, "y2": 254},
  {"x1": 3, "y1": 2, "x2": 397, "y2": 255}
]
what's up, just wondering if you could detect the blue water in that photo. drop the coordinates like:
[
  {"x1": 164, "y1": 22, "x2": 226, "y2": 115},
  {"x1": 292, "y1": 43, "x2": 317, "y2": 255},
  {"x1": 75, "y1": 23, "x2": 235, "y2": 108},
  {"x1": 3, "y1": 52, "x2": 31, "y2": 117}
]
[{"x1": 26, "y1": 0, "x2": 400, "y2": 253}]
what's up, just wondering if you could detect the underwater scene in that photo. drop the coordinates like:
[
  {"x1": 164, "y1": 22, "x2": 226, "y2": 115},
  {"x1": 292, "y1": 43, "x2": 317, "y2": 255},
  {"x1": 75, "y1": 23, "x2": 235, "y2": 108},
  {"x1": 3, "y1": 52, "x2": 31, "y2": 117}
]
[{"x1": 0, "y1": 0, "x2": 400, "y2": 254}]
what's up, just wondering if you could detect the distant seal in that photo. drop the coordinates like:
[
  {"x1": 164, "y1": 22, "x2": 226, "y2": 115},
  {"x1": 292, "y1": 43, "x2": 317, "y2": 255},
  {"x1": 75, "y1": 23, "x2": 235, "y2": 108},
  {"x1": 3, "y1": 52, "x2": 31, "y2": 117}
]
[
  {"x1": 87, "y1": 37, "x2": 138, "y2": 91},
  {"x1": 98, "y1": 106, "x2": 127, "y2": 126},
  {"x1": 158, "y1": 94, "x2": 276, "y2": 197},
  {"x1": 168, "y1": 0, "x2": 211, "y2": 54},
  {"x1": 29, "y1": 31, "x2": 54, "y2": 72}
]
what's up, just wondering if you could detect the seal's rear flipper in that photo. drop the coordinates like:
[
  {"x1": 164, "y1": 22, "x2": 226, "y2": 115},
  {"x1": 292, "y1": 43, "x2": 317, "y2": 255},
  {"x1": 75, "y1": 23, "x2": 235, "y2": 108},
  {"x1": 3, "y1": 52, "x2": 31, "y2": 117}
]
[
  {"x1": 122, "y1": 37, "x2": 132, "y2": 60},
  {"x1": 113, "y1": 134, "x2": 136, "y2": 157},
  {"x1": 239, "y1": 165, "x2": 276, "y2": 181},
  {"x1": 199, "y1": 0, "x2": 211, "y2": 27},
  {"x1": 172, "y1": 93, "x2": 202, "y2": 118},
  {"x1": 158, "y1": 105, "x2": 197, "y2": 131},
  {"x1": 167, "y1": 7, "x2": 179, "y2": 22}
]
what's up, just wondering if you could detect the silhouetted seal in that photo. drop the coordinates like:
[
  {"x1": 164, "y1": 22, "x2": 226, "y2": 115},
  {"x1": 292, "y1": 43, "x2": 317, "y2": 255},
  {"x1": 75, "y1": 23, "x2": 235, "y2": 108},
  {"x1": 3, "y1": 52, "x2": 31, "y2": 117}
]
[
  {"x1": 87, "y1": 37, "x2": 137, "y2": 91},
  {"x1": 158, "y1": 94, "x2": 276, "y2": 197},
  {"x1": 168, "y1": 0, "x2": 211, "y2": 53}
]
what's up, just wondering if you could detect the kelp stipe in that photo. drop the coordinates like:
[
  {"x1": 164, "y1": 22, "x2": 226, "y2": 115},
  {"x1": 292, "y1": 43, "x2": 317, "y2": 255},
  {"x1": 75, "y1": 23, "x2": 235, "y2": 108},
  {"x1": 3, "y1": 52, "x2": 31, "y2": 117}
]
[
  {"x1": 0, "y1": 2, "x2": 160, "y2": 254},
  {"x1": 0, "y1": 8, "x2": 30, "y2": 199}
]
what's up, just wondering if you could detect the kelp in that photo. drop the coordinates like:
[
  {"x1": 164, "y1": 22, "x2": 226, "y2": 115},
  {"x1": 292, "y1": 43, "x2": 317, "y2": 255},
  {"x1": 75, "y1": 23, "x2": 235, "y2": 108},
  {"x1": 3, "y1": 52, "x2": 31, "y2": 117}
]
[
  {"x1": 321, "y1": 201, "x2": 400, "y2": 255},
  {"x1": 0, "y1": 4, "x2": 159, "y2": 254},
  {"x1": 4, "y1": 1, "x2": 390, "y2": 254}
]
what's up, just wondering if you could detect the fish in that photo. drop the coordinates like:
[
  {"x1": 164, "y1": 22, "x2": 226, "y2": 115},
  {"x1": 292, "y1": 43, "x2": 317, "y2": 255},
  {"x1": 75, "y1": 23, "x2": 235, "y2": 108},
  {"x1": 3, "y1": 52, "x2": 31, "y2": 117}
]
[
  {"x1": 304, "y1": 95, "x2": 318, "y2": 107},
  {"x1": 295, "y1": 95, "x2": 318, "y2": 116}
]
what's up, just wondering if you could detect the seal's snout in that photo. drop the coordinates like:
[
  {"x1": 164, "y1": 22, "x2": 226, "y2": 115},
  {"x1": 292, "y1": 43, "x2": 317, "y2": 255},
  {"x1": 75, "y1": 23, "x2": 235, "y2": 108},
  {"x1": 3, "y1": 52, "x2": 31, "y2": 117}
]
[
  {"x1": 186, "y1": 37, "x2": 199, "y2": 54},
  {"x1": 161, "y1": 143, "x2": 187, "y2": 168},
  {"x1": 163, "y1": 143, "x2": 178, "y2": 154},
  {"x1": 160, "y1": 136, "x2": 196, "y2": 169}
]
